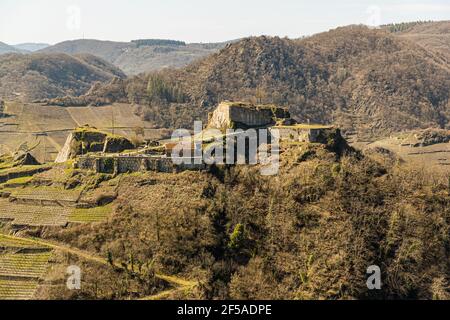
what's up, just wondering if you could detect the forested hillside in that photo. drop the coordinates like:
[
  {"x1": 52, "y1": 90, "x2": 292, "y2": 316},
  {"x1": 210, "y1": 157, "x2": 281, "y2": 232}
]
[
  {"x1": 64, "y1": 25, "x2": 449, "y2": 140},
  {"x1": 387, "y1": 20, "x2": 450, "y2": 63}
]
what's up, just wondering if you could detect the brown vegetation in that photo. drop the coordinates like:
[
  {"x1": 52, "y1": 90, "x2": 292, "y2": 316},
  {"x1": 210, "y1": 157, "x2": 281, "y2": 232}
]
[
  {"x1": 71, "y1": 25, "x2": 449, "y2": 140},
  {"x1": 37, "y1": 143, "x2": 450, "y2": 300}
]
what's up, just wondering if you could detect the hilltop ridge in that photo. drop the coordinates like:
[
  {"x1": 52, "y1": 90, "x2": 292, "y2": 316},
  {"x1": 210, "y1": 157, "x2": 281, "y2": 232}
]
[
  {"x1": 64, "y1": 25, "x2": 449, "y2": 141},
  {"x1": 0, "y1": 42, "x2": 23, "y2": 55},
  {"x1": 39, "y1": 39, "x2": 231, "y2": 75},
  {"x1": 388, "y1": 20, "x2": 450, "y2": 62},
  {"x1": 0, "y1": 52, "x2": 126, "y2": 101}
]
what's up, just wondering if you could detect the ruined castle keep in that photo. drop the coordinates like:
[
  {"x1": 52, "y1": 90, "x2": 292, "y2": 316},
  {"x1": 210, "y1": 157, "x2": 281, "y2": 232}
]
[
  {"x1": 55, "y1": 126, "x2": 134, "y2": 163},
  {"x1": 208, "y1": 101, "x2": 290, "y2": 129},
  {"x1": 72, "y1": 102, "x2": 336, "y2": 174},
  {"x1": 208, "y1": 101, "x2": 335, "y2": 144}
]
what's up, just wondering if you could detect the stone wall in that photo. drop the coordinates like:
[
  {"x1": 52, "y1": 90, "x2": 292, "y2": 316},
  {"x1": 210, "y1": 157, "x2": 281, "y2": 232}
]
[
  {"x1": 208, "y1": 103, "x2": 231, "y2": 129},
  {"x1": 76, "y1": 155, "x2": 207, "y2": 174},
  {"x1": 77, "y1": 156, "x2": 97, "y2": 170},
  {"x1": 103, "y1": 136, "x2": 134, "y2": 153},
  {"x1": 228, "y1": 106, "x2": 275, "y2": 128},
  {"x1": 275, "y1": 128, "x2": 311, "y2": 143},
  {"x1": 273, "y1": 127, "x2": 335, "y2": 143}
]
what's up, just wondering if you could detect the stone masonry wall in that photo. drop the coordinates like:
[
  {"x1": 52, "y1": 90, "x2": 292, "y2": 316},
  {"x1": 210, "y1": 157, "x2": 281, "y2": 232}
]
[
  {"x1": 77, "y1": 156, "x2": 207, "y2": 174},
  {"x1": 228, "y1": 106, "x2": 275, "y2": 128},
  {"x1": 274, "y1": 127, "x2": 335, "y2": 143}
]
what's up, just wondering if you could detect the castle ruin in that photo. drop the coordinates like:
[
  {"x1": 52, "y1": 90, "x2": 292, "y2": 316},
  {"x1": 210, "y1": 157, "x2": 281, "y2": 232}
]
[{"x1": 74, "y1": 101, "x2": 337, "y2": 174}]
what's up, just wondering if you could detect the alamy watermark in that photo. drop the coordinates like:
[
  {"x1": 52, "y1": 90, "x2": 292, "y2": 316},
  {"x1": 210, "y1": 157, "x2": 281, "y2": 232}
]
[
  {"x1": 365, "y1": 5, "x2": 381, "y2": 29},
  {"x1": 366, "y1": 265, "x2": 382, "y2": 290},
  {"x1": 66, "y1": 265, "x2": 81, "y2": 290},
  {"x1": 66, "y1": 5, "x2": 81, "y2": 32}
]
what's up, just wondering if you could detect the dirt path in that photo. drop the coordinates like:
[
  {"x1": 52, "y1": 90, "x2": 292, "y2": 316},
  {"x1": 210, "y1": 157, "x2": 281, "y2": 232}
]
[{"x1": 0, "y1": 233, "x2": 197, "y2": 299}]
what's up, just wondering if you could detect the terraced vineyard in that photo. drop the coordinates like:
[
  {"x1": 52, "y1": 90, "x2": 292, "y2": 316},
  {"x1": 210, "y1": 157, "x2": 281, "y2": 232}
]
[
  {"x1": 0, "y1": 234, "x2": 47, "y2": 250},
  {"x1": 0, "y1": 235, "x2": 52, "y2": 300},
  {"x1": 69, "y1": 204, "x2": 112, "y2": 223},
  {"x1": 0, "y1": 182, "x2": 114, "y2": 227},
  {"x1": 0, "y1": 175, "x2": 115, "y2": 299},
  {"x1": 0, "y1": 252, "x2": 52, "y2": 278},
  {"x1": 0, "y1": 199, "x2": 71, "y2": 227},
  {"x1": 0, "y1": 279, "x2": 40, "y2": 300},
  {"x1": 10, "y1": 187, "x2": 81, "y2": 203}
]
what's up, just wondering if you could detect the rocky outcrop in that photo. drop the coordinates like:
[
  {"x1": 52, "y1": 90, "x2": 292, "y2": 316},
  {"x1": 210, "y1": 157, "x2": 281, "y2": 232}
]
[{"x1": 13, "y1": 152, "x2": 40, "y2": 166}]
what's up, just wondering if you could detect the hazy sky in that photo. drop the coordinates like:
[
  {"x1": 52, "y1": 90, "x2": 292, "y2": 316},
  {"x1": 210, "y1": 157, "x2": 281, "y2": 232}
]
[{"x1": 1, "y1": 0, "x2": 449, "y2": 45}]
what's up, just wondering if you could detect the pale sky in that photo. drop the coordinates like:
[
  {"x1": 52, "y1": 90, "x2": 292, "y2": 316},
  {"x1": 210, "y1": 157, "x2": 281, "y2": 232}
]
[{"x1": 1, "y1": 0, "x2": 449, "y2": 45}]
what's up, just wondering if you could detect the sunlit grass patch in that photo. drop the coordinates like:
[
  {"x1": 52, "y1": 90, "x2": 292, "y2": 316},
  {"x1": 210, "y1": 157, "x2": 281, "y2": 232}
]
[
  {"x1": 69, "y1": 204, "x2": 113, "y2": 223},
  {"x1": 2, "y1": 176, "x2": 33, "y2": 187},
  {"x1": 0, "y1": 234, "x2": 48, "y2": 250}
]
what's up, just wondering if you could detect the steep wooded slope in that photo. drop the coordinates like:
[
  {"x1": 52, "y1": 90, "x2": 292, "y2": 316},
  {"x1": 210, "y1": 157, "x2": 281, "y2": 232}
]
[{"x1": 75, "y1": 25, "x2": 449, "y2": 140}]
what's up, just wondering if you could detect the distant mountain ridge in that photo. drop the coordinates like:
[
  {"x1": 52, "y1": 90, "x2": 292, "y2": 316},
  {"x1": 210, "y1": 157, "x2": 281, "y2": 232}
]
[
  {"x1": 13, "y1": 43, "x2": 50, "y2": 52},
  {"x1": 0, "y1": 52, "x2": 125, "y2": 101},
  {"x1": 0, "y1": 42, "x2": 23, "y2": 54},
  {"x1": 39, "y1": 39, "x2": 231, "y2": 75}
]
